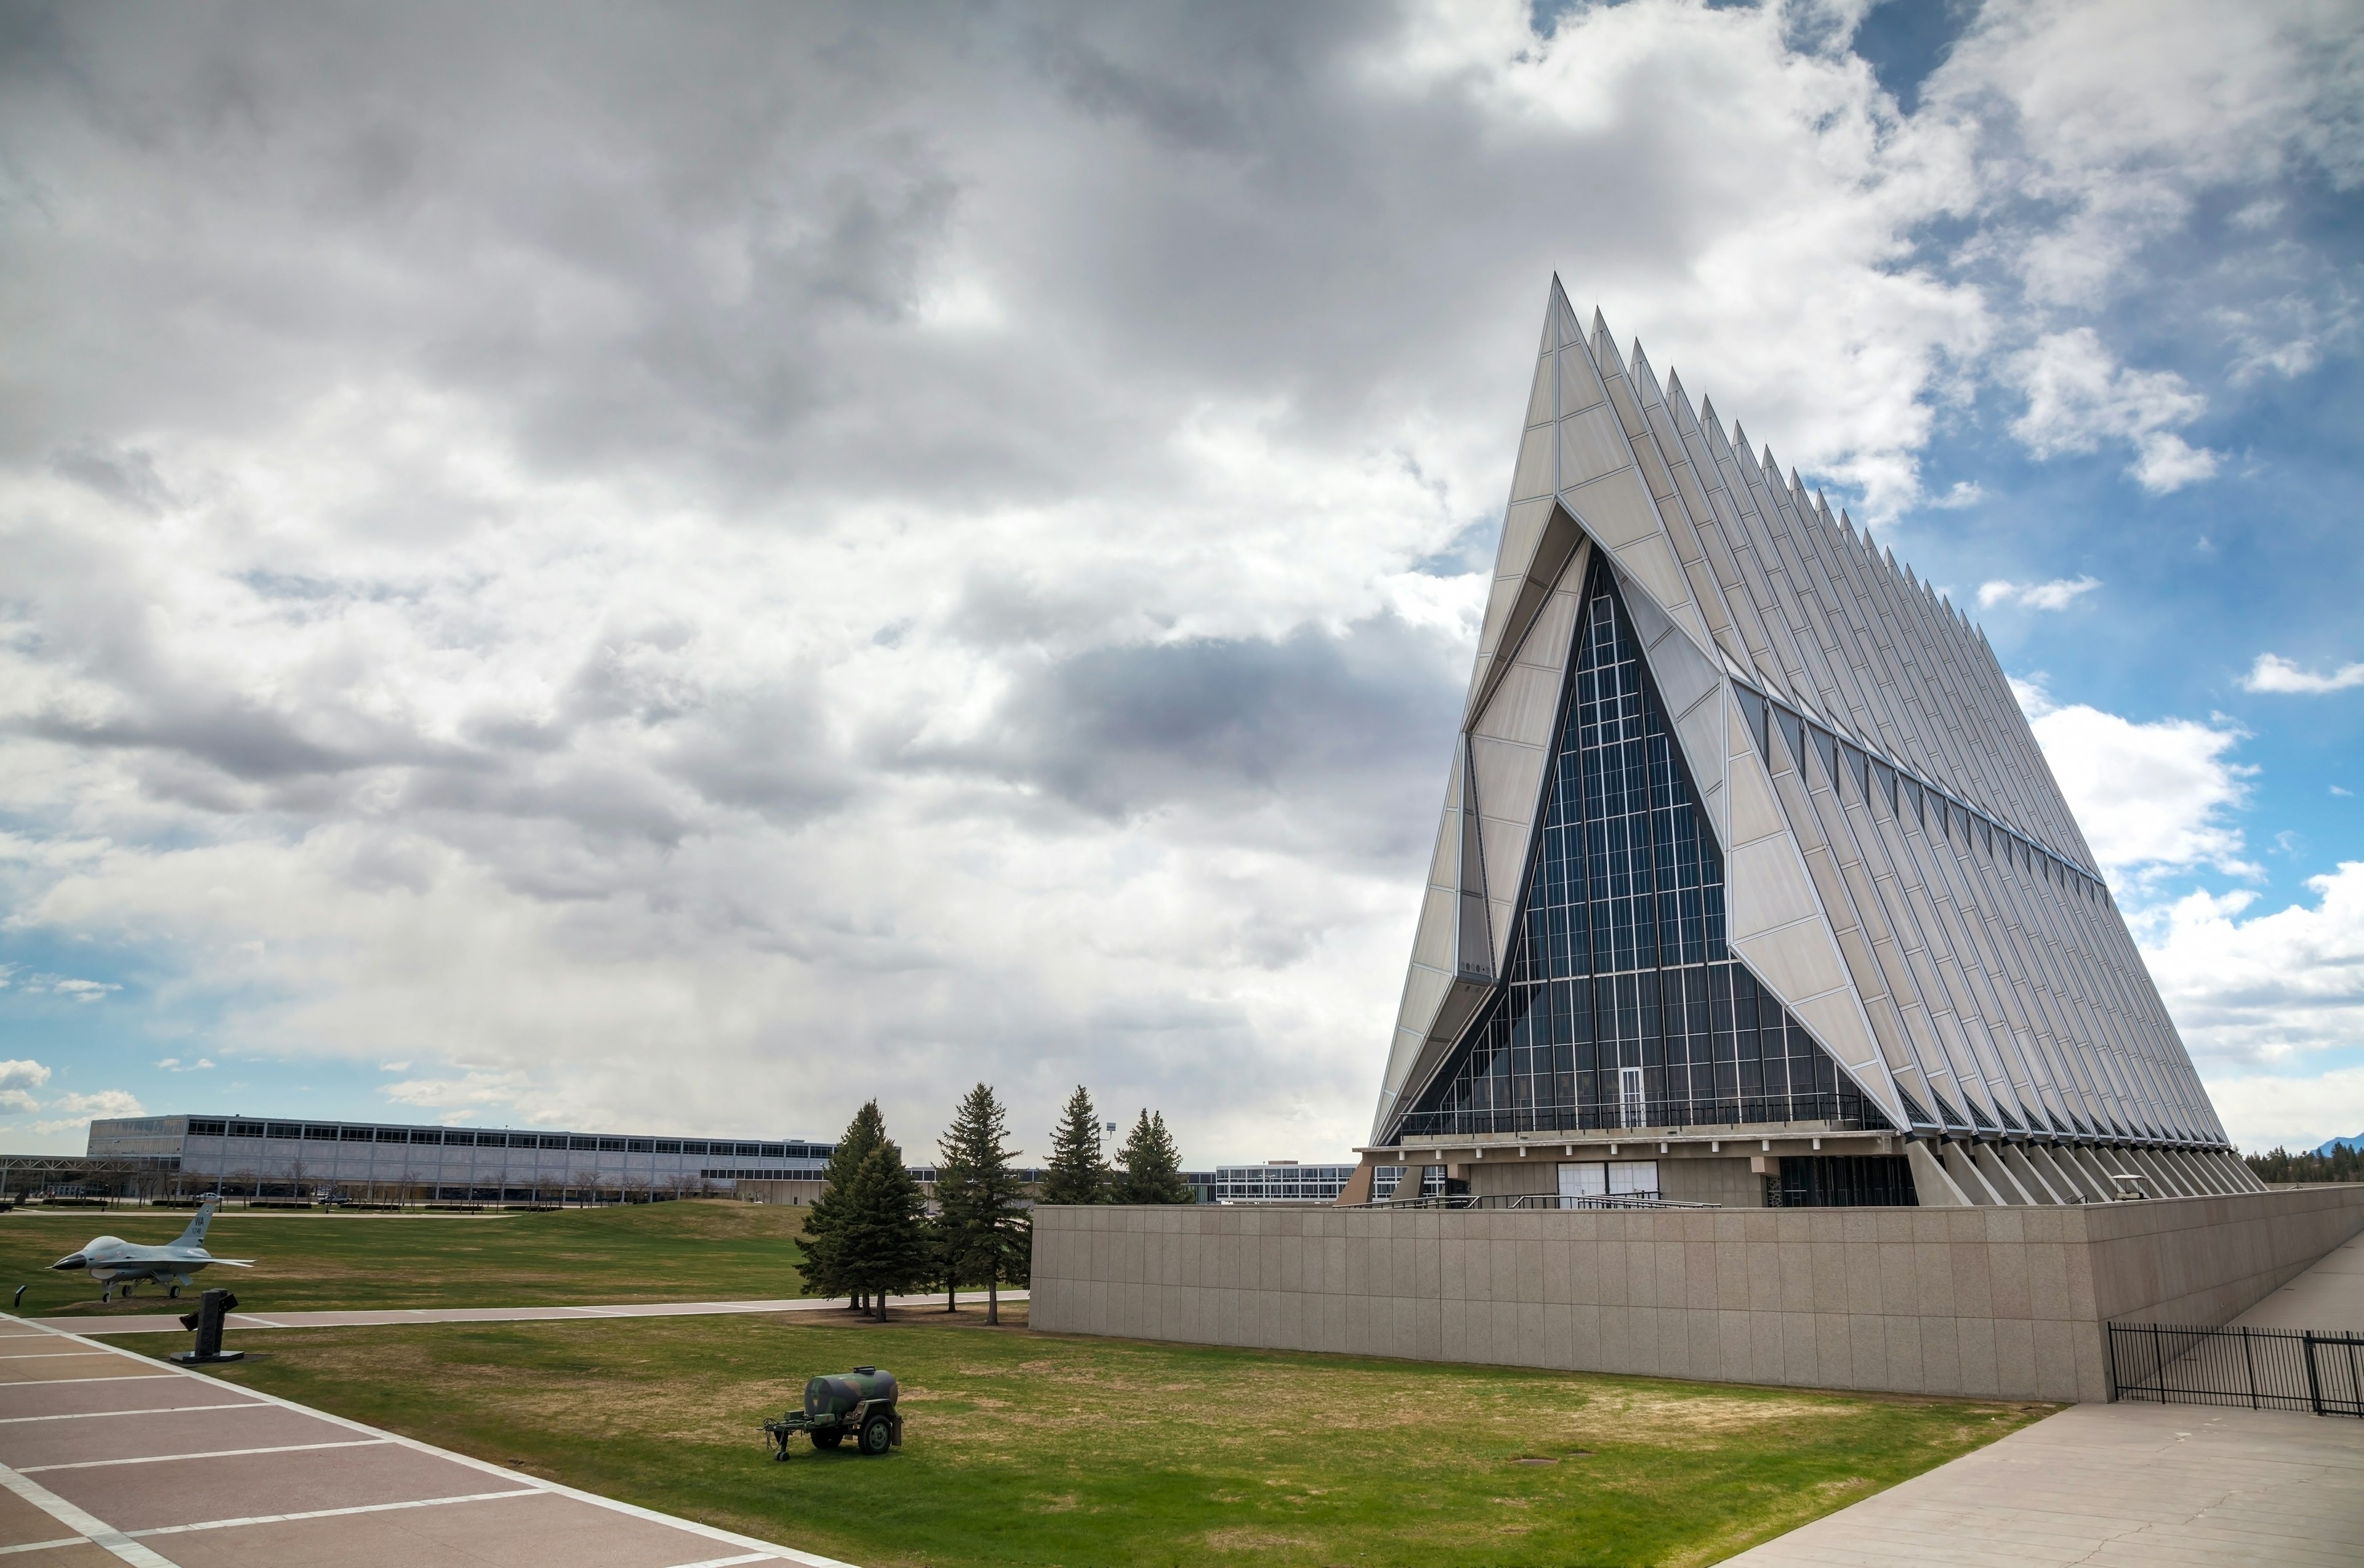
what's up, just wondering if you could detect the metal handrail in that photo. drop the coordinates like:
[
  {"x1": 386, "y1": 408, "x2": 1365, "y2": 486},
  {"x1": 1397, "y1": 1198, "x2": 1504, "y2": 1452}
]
[{"x1": 1347, "y1": 1191, "x2": 1718, "y2": 1211}]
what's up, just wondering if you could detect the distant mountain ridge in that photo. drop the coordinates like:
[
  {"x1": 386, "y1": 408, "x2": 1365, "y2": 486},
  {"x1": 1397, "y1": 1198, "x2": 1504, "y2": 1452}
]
[{"x1": 2317, "y1": 1134, "x2": 2364, "y2": 1156}]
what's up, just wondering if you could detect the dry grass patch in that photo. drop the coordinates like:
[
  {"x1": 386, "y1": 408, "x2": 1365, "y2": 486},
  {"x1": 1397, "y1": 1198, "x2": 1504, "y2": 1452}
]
[{"x1": 112, "y1": 1304, "x2": 2052, "y2": 1567}]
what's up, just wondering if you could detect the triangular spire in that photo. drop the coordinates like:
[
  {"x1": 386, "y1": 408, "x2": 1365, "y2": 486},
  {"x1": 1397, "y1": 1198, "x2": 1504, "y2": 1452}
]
[
  {"x1": 1629, "y1": 340, "x2": 1663, "y2": 404},
  {"x1": 1591, "y1": 310, "x2": 1628, "y2": 379},
  {"x1": 1546, "y1": 273, "x2": 1583, "y2": 353}
]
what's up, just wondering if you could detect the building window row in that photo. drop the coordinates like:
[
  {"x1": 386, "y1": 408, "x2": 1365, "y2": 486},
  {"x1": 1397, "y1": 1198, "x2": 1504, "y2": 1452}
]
[{"x1": 181, "y1": 1119, "x2": 832, "y2": 1159}]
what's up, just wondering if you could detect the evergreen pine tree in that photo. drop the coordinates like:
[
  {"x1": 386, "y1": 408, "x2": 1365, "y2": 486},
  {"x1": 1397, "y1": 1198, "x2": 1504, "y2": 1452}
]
[
  {"x1": 797, "y1": 1101, "x2": 885, "y2": 1309},
  {"x1": 1111, "y1": 1109, "x2": 1193, "y2": 1204},
  {"x1": 837, "y1": 1141, "x2": 931, "y2": 1319},
  {"x1": 1042, "y1": 1085, "x2": 1109, "y2": 1206},
  {"x1": 935, "y1": 1083, "x2": 1031, "y2": 1324}
]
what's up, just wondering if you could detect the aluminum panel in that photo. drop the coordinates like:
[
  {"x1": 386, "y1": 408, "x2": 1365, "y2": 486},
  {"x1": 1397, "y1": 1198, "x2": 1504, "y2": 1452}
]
[
  {"x1": 1791, "y1": 990, "x2": 1891, "y2": 1084},
  {"x1": 1556, "y1": 403, "x2": 1631, "y2": 490},
  {"x1": 1522, "y1": 351, "x2": 1554, "y2": 428},
  {"x1": 1671, "y1": 692, "x2": 1727, "y2": 840},
  {"x1": 1732, "y1": 917, "x2": 1852, "y2": 1005},
  {"x1": 1475, "y1": 810, "x2": 1535, "y2": 906},
  {"x1": 1609, "y1": 536, "x2": 1702, "y2": 642},
  {"x1": 1632, "y1": 590, "x2": 1721, "y2": 717},
  {"x1": 1473, "y1": 574, "x2": 1523, "y2": 664},
  {"x1": 1724, "y1": 744, "x2": 1787, "y2": 850},
  {"x1": 1409, "y1": 882, "x2": 1457, "y2": 971},
  {"x1": 1391, "y1": 960, "x2": 1452, "y2": 1045},
  {"x1": 1726, "y1": 837, "x2": 1822, "y2": 941},
  {"x1": 1510, "y1": 422, "x2": 1556, "y2": 502},
  {"x1": 1557, "y1": 340, "x2": 1609, "y2": 416},
  {"x1": 1561, "y1": 467, "x2": 1661, "y2": 550},
  {"x1": 1494, "y1": 499, "x2": 1556, "y2": 593},
  {"x1": 1471, "y1": 662, "x2": 1564, "y2": 748}
]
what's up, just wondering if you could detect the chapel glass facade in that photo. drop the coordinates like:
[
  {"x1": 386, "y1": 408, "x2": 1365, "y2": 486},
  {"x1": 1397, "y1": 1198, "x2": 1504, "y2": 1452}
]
[{"x1": 1396, "y1": 566, "x2": 1886, "y2": 1141}]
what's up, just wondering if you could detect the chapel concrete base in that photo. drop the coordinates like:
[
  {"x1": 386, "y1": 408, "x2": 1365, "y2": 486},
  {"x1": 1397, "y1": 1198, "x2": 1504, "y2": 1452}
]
[{"x1": 1028, "y1": 1185, "x2": 2364, "y2": 1402}]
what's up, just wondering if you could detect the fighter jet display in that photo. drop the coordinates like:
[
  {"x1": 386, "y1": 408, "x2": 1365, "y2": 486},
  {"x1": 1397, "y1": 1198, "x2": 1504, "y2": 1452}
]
[{"x1": 50, "y1": 1202, "x2": 253, "y2": 1301}]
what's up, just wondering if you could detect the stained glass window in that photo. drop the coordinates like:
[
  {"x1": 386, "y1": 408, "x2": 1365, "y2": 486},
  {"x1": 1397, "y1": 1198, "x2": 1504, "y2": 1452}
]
[{"x1": 1395, "y1": 565, "x2": 1884, "y2": 1141}]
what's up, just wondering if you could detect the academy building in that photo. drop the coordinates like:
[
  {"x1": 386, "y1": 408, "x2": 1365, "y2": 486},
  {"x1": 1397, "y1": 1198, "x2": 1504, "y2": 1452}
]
[
  {"x1": 1343, "y1": 283, "x2": 2260, "y2": 1210},
  {"x1": 86, "y1": 1114, "x2": 846, "y2": 1204},
  {"x1": 1029, "y1": 283, "x2": 2360, "y2": 1405},
  {"x1": 1346, "y1": 279, "x2": 2259, "y2": 1210}
]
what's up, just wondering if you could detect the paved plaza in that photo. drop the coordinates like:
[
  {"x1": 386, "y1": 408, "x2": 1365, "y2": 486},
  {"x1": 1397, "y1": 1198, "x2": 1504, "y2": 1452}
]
[
  {"x1": 2232, "y1": 1224, "x2": 2364, "y2": 1334},
  {"x1": 0, "y1": 1313, "x2": 843, "y2": 1567},
  {"x1": 1728, "y1": 1218, "x2": 2364, "y2": 1565},
  {"x1": 1720, "y1": 1399, "x2": 2364, "y2": 1566}
]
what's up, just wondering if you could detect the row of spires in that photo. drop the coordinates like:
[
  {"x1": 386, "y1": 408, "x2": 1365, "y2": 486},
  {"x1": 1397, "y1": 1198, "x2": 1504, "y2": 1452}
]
[{"x1": 1542, "y1": 281, "x2": 2089, "y2": 871}]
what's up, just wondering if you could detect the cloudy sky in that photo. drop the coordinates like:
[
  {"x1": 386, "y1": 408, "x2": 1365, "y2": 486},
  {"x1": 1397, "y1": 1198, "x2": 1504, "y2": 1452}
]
[{"x1": 2, "y1": 0, "x2": 2360, "y2": 1164}]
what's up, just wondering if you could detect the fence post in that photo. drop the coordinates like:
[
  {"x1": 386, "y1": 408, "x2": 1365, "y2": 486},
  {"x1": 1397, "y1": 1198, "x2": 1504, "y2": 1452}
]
[
  {"x1": 2304, "y1": 1330, "x2": 2323, "y2": 1417},
  {"x1": 2152, "y1": 1322, "x2": 2163, "y2": 1399},
  {"x1": 2243, "y1": 1325, "x2": 2257, "y2": 1410},
  {"x1": 2105, "y1": 1324, "x2": 2119, "y2": 1403}
]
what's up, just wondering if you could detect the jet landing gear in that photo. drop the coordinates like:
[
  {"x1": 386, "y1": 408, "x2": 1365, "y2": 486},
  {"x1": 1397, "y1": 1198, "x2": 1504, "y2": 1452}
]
[{"x1": 167, "y1": 1285, "x2": 181, "y2": 1299}]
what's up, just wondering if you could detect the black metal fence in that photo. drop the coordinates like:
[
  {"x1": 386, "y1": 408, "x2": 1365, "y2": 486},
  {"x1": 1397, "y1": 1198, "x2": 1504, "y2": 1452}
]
[{"x1": 2109, "y1": 1322, "x2": 2364, "y2": 1417}]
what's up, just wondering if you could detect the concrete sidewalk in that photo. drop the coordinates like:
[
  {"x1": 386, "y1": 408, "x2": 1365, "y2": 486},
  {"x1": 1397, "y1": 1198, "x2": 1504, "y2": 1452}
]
[
  {"x1": 38, "y1": 1290, "x2": 1028, "y2": 1337},
  {"x1": 0, "y1": 1313, "x2": 847, "y2": 1567},
  {"x1": 1726, "y1": 1224, "x2": 2364, "y2": 1566},
  {"x1": 2233, "y1": 1228, "x2": 2364, "y2": 1334},
  {"x1": 1719, "y1": 1399, "x2": 2364, "y2": 1566}
]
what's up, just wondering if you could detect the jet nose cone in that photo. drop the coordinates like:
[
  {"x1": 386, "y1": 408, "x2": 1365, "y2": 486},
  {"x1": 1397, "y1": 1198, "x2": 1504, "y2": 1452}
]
[{"x1": 50, "y1": 1254, "x2": 86, "y2": 1271}]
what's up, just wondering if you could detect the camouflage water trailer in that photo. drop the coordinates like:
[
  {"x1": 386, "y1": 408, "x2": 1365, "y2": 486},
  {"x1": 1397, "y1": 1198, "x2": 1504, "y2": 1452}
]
[{"x1": 763, "y1": 1366, "x2": 902, "y2": 1460}]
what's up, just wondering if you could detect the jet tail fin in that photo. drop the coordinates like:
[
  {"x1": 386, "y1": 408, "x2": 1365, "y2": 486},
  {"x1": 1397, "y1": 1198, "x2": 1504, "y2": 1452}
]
[{"x1": 174, "y1": 1202, "x2": 215, "y2": 1247}]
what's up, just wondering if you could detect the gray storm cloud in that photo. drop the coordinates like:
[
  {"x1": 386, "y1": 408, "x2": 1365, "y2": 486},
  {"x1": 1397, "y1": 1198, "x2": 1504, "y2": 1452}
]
[{"x1": 2, "y1": 0, "x2": 2357, "y2": 1156}]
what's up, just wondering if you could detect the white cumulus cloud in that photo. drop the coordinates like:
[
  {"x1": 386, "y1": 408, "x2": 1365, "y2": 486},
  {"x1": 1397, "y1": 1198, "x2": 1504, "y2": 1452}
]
[
  {"x1": 2015, "y1": 679, "x2": 2251, "y2": 880},
  {"x1": 2243, "y1": 653, "x2": 2364, "y2": 694},
  {"x1": 2006, "y1": 329, "x2": 2217, "y2": 492},
  {"x1": 31, "y1": 1089, "x2": 148, "y2": 1135},
  {"x1": 1977, "y1": 576, "x2": 2099, "y2": 611},
  {"x1": 0, "y1": 1061, "x2": 54, "y2": 1095},
  {"x1": 2134, "y1": 862, "x2": 2364, "y2": 1152}
]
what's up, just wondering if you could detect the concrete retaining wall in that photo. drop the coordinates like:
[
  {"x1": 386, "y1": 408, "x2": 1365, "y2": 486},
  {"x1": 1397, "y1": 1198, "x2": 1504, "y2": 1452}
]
[{"x1": 1028, "y1": 1185, "x2": 2364, "y2": 1402}]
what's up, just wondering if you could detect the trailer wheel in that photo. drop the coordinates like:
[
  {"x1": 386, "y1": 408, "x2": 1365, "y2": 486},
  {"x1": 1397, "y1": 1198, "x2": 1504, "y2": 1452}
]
[
  {"x1": 859, "y1": 1415, "x2": 893, "y2": 1456},
  {"x1": 811, "y1": 1429, "x2": 843, "y2": 1450}
]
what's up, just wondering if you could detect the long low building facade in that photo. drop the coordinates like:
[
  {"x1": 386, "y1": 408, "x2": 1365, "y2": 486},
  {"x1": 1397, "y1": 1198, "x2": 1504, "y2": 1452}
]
[{"x1": 88, "y1": 1114, "x2": 845, "y2": 1202}]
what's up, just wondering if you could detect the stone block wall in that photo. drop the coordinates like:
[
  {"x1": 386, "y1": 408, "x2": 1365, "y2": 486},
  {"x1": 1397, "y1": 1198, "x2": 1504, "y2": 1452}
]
[{"x1": 1028, "y1": 1185, "x2": 2364, "y2": 1403}]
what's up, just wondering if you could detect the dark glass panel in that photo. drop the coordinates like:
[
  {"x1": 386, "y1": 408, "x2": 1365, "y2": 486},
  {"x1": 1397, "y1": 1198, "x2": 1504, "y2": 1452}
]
[
  {"x1": 1810, "y1": 725, "x2": 1838, "y2": 787},
  {"x1": 1773, "y1": 706, "x2": 1806, "y2": 775},
  {"x1": 1396, "y1": 562, "x2": 1888, "y2": 1142},
  {"x1": 1734, "y1": 685, "x2": 1769, "y2": 758}
]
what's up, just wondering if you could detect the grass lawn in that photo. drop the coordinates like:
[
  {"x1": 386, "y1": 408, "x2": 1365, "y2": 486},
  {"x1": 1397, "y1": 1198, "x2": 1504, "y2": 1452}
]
[
  {"x1": 4, "y1": 1200, "x2": 814, "y2": 1318},
  {"x1": 117, "y1": 1304, "x2": 2053, "y2": 1567}
]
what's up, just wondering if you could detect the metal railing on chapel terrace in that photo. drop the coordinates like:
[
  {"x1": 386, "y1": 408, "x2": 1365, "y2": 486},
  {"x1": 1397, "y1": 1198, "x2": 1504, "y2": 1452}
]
[
  {"x1": 2109, "y1": 1322, "x2": 2364, "y2": 1418},
  {"x1": 1343, "y1": 1191, "x2": 1718, "y2": 1211}
]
